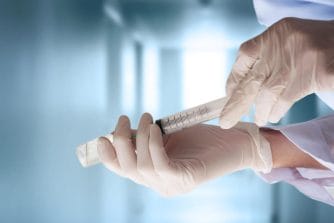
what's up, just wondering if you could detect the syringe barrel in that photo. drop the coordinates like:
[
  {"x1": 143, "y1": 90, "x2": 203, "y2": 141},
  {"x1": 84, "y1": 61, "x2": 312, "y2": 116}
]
[
  {"x1": 76, "y1": 97, "x2": 227, "y2": 167},
  {"x1": 76, "y1": 134, "x2": 114, "y2": 167},
  {"x1": 156, "y1": 97, "x2": 227, "y2": 134}
]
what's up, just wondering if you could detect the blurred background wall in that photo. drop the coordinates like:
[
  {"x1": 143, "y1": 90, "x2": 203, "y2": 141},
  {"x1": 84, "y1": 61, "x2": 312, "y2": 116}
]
[{"x1": 0, "y1": 0, "x2": 333, "y2": 222}]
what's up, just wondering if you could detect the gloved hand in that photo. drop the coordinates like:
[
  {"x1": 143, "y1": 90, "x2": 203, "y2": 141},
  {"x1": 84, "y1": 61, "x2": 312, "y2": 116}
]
[
  {"x1": 220, "y1": 17, "x2": 334, "y2": 129},
  {"x1": 97, "y1": 113, "x2": 272, "y2": 197}
]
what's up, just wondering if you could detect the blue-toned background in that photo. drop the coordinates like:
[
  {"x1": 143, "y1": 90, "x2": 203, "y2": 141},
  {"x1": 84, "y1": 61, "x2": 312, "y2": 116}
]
[{"x1": 1, "y1": 0, "x2": 333, "y2": 222}]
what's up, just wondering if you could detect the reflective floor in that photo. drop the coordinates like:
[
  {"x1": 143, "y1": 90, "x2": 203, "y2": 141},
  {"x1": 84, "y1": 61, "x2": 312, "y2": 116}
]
[{"x1": 0, "y1": 0, "x2": 333, "y2": 222}]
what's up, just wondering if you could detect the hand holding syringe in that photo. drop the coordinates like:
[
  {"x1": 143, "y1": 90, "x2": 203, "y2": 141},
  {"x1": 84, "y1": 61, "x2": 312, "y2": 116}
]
[
  {"x1": 75, "y1": 96, "x2": 272, "y2": 197},
  {"x1": 76, "y1": 97, "x2": 228, "y2": 167}
]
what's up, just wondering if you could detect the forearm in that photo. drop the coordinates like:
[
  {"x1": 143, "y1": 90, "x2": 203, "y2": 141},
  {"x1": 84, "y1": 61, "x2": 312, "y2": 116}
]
[{"x1": 260, "y1": 129, "x2": 327, "y2": 169}]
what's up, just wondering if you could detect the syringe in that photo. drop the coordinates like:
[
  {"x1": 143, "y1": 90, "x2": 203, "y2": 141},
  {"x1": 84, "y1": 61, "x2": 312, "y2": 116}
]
[{"x1": 76, "y1": 97, "x2": 228, "y2": 167}]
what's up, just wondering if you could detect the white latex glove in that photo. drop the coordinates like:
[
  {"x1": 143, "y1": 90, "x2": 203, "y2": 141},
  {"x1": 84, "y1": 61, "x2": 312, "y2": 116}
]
[
  {"x1": 97, "y1": 113, "x2": 272, "y2": 197},
  {"x1": 220, "y1": 17, "x2": 334, "y2": 129}
]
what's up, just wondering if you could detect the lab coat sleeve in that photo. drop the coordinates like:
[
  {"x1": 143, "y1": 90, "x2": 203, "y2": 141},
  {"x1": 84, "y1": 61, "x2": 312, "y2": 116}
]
[
  {"x1": 253, "y1": 0, "x2": 334, "y2": 27},
  {"x1": 259, "y1": 115, "x2": 334, "y2": 206}
]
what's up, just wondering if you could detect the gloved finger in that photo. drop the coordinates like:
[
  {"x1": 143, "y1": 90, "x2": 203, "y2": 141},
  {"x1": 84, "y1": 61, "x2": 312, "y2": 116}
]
[
  {"x1": 220, "y1": 63, "x2": 266, "y2": 129},
  {"x1": 97, "y1": 136, "x2": 124, "y2": 176},
  {"x1": 226, "y1": 39, "x2": 260, "y2": 96},
  {"x1": 268, "y1": 87, "x2": 307, "y2": 123},
  {"x1": 226, "y1": 54, "x2": 259, "y2": 96},
  {"x1": 267, "y1": 98, "x2": 294, "y2": 123},
  {"x1": 136, "y1": 113, "x2": 156, "y2": 177},
  {"x1": 113, "y1": 115, "x2": 140, "y2": 179},
  {"x1": 254, "y1": 85, "x2": 285, "y2": 126},
  {"x1": 149, "y1": 124, "x2": 172, "y2": 176}
]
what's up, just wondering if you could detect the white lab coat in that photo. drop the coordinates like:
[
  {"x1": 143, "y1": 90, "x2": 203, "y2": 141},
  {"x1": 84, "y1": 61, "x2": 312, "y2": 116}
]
[{"x1": 253, "y1": 0, "x2": 334, "y2": 205}]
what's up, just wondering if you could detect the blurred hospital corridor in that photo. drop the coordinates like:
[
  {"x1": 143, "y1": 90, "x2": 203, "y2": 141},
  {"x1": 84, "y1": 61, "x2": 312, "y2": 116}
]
[{"x1": 0, "y1": 0, "x2": 333, "y2": 222}]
